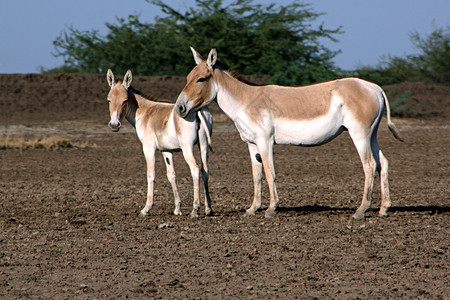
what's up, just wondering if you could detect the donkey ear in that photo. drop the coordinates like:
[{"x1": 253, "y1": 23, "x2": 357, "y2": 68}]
[
  {"x1": 123, "y1": 69, "x2": 132, "y2": 89},
  {"x1": 207, "y1": 48, "x2": 217, "y2": 69},
  {"x1": 190, "y1": 46, "x2": 204, "y2": 65},
  {"x1": 107, "y1": 69, "x2": 115, "y2": 87}
]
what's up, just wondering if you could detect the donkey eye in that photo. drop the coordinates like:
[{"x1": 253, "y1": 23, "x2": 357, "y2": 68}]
[{"x1": 197, "y1": 77, "x2": 207, "y2": 83}]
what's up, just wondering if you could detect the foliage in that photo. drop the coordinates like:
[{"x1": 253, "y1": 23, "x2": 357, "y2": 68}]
[
  {"x1": 48, "y1": 0, "x2": 343, "y2": 85},
  {"x1": 353, "y1": 25, "x2": 450, "y2": 86},
  {"x1": 385, "y1": 88, "x2": 423, "y2": 117},
  {"x1": 409, "y1": 25, "x2": 450, "y2": 84}
]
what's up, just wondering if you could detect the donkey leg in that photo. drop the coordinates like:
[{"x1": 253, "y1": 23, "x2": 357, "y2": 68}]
[
  {"x1": 352, "y1": 138, "x2": 376, "y2": 219},
  {"x1": 139, "y1": 145, "x2": 156, "y2": 217},
  {"x1": 198, "y1": 131, "x2": 213, "y2": 216},
  {"x1": 244, "y1": 143, "x2": 263, "y2": 217},
  {"x1": 378, "y1": 150, "x2": 391, "y2": 217},
  {"x1": 162, "y1": 152, "x2": 182, "y2": 215},
  {"x1": 182, "y1": 148, "x2": 201, "y2": 218},
  {"x1": 370, "y1": 136, "x2": 392, "y2": 217},
  {"x1": 258, "y1": 141, "x2": 279, "y2": 218}
]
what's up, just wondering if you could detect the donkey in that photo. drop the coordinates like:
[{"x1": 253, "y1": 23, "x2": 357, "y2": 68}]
[
  {"x1": 107, "y1": 69, "x2": 213, "y2": 217},
  {"x1": 175, "y1": 47, "x2": 403, "y2": 219}
]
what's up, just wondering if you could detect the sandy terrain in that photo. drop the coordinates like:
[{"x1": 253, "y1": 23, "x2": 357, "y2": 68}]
[{"x1": 1, "y1": 73, "x2": 448, "y2": 299}]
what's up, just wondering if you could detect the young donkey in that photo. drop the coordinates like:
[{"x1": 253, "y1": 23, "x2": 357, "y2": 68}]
[
  {"x1": 175, "y1": 47, "x2": 403, "y2": 219},
  {"x1": 106, "y1": 69, "x2": 213, "y2": 217}
]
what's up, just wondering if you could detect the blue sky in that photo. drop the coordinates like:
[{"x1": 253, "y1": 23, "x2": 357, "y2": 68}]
[{"x1": 0, "y1": 0, "x2": 448, "y2": 73}]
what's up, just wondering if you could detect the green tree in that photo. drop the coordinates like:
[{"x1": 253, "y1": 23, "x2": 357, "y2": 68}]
[
  {"x1": 354, "y1": 25, "x2": 449, "y2": 86},
  {"x1": 409, "y1": 25, "x2": 450, "y2": 84},
  {"x1": 49, "y1": 0, "x2": 342, "y2": 85}
]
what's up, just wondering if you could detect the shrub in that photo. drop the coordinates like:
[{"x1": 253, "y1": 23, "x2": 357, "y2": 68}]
[{"x1": 353, "y1": 25, "x2": 450, "y2": 86}]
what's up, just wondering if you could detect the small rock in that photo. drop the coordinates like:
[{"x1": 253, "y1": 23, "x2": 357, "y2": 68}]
[{"x1": 158, "y1": 223, "x2": 174, "y2": 229}]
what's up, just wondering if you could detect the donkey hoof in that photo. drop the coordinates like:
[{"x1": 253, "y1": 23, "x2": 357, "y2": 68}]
[
  {"x1": 243, "y1": 210, "x2": 255, "y2": 217},
  {"x1": 265, "y1": 211, "x2": 276, "y2": 218},
  {"x1": 173, "y1": 210, "x2": 182, "y2": 216},
  {"x1": 205, "y1": 209, "x2": 214, "y2": 216},
  {"x1": 138, "y1": 211, "x2": 149, "y2": 217},
  {"x1": 190, "y1": 211, "x2": 199, "y2": 218},
  {"x1": 352, "y1": 212, "x2": 365, "y2": 219},
  {"x1": 378, "y1": 212, "x2": 388, "y2": 218}
]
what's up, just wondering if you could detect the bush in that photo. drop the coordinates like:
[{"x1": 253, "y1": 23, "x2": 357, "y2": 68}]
[
  {"x1": 385, "y1": 88, "x2": 424, "y2": 117},
  {"x1": 353, "y1": 25, "x2": 450, "y2": 86}
]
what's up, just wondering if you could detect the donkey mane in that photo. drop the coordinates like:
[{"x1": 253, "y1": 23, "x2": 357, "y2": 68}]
[
  {"x1": 116, "y1": 79, "x2": 173, "y2": 104},
  {"x1": 214, "y1": 60, "x2": 264, "y2": 87},
  {"x1": 129, "y1": 86, "x2": 174, "y2": 104}
]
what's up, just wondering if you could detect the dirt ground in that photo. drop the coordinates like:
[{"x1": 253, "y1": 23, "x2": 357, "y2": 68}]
[{"x1": 1, "y1": 73, "x2": 449, "y2": 299}]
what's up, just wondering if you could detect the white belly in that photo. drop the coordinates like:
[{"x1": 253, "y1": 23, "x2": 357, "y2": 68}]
[
  {"x1": 274, "y1": 116, "x2": 344, "y2": 146},
  {"x1": 273, "y1": 96, "x2": 345, "y2": 146}
]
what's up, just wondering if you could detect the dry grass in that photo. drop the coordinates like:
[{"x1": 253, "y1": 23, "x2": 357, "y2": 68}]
[{"x1": 0, "y1": 135, "x2": 94, "y2": 150}]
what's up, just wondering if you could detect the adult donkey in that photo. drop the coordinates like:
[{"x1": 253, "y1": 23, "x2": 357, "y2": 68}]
[
  {"x1": 107, "y1": 69, "x2": 213, "y2": 217},
  {"x1": 175, "y1": 47, "x2": 403, "y2": 219}
]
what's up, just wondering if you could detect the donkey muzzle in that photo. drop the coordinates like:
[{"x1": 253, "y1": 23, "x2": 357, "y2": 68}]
[
  {"x1": 175, "y1": 92, "x2": 192, "y2": 118},
  {"x1": 108, "y1": 111, "x2": 122, "y2": 132},
  {"x1": 176, "y1": 104, "x2": 186, "y2": 116},
  {"x1": 108, "y1": 120, "x2": 121, "y2": 132}
]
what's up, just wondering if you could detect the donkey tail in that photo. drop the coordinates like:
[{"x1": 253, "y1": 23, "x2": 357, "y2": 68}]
[
  {"x1": 197, "y1": 110, "x2": 213, "y2": 151},
  {"x1": 382, "y1": 90, "x2": 404, "y2": 142}
]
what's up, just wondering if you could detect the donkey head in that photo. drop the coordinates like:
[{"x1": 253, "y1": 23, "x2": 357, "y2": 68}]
[
  {"x1": 106, "y1": 69, "x2": 132, "y2": 132},
  {"x1": 175, "y1": 47, "x2": 218, "y2": 118}
]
